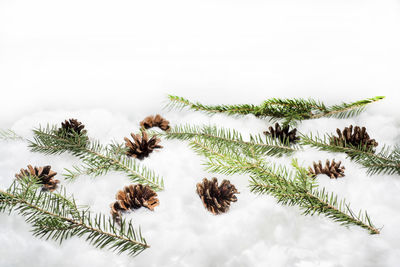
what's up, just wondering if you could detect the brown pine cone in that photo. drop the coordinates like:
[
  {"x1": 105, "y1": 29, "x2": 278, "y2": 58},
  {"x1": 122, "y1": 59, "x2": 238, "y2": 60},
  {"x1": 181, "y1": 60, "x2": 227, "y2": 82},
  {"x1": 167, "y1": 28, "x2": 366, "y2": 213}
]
[
  {"x1": 58, "y1": 118, "x2": 87, "y2": 137},
  {"x1": 263, "y1": 123, "x2": 299, "y2": 144},
  {"x1": 110, "y1": 184, "x2": 159, "y2": 223},
  {"x1": 15, "y1": 165, "x2": 59, "y2": 191},
  {"x1": 196, "y1": 178, "x2": 239, "y2": 215},
  {"x1": 330, "y1": 125, "x2": 378, "y2": 152},
  {"x1": 140, "y1": 114, "x2": 170, "y2": 131},
  {"x1": 124, "y1": 130, "x2": 163, "y2": 160},
  {"x1": 308, "y1": 159, "x2": 345, "y2": 179}
]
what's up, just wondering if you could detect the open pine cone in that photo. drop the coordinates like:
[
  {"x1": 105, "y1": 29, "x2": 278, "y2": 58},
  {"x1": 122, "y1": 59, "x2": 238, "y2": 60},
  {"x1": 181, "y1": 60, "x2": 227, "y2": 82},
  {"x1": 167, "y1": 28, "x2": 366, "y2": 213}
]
[
  {"x1": 308, "y1": 159, "x2": 345, "y2": 179},
  {"x1": 196, "y1": 178, "x2": 239, "y2": 215},
  {"x1": 110, "y1": 184, "x2": 159, "y2": 223},
  {"x1": 124, "y1": 130, "x2": 163, "y2": 159},
  {"x1": 330, "y1": 125, "x2": 378, "y2": 152},
  {"x1": 140, "y1": 114, "x2": 170, "y2": 131},
  {"x1": 15, "y1": 165, "x2": 59, "y2": 191},
  {"x1": 263, "y1": 123, "x2": 299, "y2": 144},
  {"x1": 58, "y1": 118, "x2": 86, "y2": 137}
]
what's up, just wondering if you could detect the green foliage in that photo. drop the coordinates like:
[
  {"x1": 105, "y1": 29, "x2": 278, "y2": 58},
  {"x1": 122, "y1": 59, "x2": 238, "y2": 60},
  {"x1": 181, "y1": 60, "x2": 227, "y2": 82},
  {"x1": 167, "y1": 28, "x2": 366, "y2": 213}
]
[
  {"x1": 161, "y1": 124, "x2": 299, "y2": 158},
  {"x1": 316, "y1": 96, "x2": 385, "y2": 119},
  {"x1": 29, "y1": 125, "x2": 164, "y2": 191},
  {"x1": 166, "y1": 95, "x2": 261, "y2": 116},
  {"x1": 167, "y1": 95, "x2": 384, "y2": 126},
  {"x1": 0, "y1": 129, "x2": 23, "y2": 141},
  {"x1": 250, "y1": 161, "x2": 379, "y2": 235},
  {"x1": 0, "y1": 176, "x2": 149, "y2": 256},
  {"x1": 301, "y1": 133, "x2": 400, "y2": 176},
  {"x1": 189, "y1": 138, "x2": 258, "y2": 175},
  {"x1": 168, "y1": 133, "x2": 380, "y2": 234}
]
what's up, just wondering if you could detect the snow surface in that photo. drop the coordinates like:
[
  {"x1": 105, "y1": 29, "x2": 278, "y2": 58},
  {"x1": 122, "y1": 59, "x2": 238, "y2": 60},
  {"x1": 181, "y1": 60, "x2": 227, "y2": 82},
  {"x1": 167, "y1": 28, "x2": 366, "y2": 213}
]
[{"x1": 1, "y1": 0, "x2": 400, "y2": 266}]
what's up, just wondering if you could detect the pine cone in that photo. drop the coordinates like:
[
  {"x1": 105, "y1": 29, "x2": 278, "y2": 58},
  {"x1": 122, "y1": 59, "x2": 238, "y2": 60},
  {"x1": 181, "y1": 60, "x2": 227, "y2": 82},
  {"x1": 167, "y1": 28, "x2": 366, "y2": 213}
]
[
  {"x1": 15, "y1": 165, "x2": 59, "y2": 191},
  {"x1": 140, "y1": 114, "x2": 170, "y2": 131},
  {"x1": 196, "y1": 178, "x2": 239, "y2": 215},
  {"x1": 124, "y1": 130, "x2": 163, "y2": 160},
  {"x1": 263, "y1": 123, "x2": 299, "y2": 144},
  {"x1": 110, "y1": 184, "x2": 159, "y2": 223},
  {"x1": 308, "y1": 160, "x2": 345, "y2": 179},
  {"x1": 330, "y1": 125, "x2": 378, "y2": 152},
  {"x1": 58, "y1": 118, "x2": 86, "y2": 137}
]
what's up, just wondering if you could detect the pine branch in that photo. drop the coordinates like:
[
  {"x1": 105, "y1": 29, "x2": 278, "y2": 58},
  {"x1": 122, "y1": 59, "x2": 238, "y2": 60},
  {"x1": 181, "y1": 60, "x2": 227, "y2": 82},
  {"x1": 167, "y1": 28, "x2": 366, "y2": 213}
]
[
  {"x1": 0, "y1": 176, "x2": 149, "y2": 256},
  {"x1": 160, "y1": 124, "x2": 299, "y2": 157},
  {"x1": 63, "y1": 143, "x2": 164, "y2": 190},
  {"x1": 189, "y1": 138, "x2": 258, "y2": 175},
  {"x1": 313, "y1": 96, "x2": 385, "y2": 119},
  {"x1": 165, "y1": 95, "x2": 262, "y2": 116},
  {"x1": 29, "y1": 125, "x2": 164, "y2": 191},
  {"x1": 0, "y1": 129, "x2": 23, "y2": 141},
  {"x1": 166, "y1": 95, "x2": 384, "y2": 125},
  {"x1": 301, "y1": 133, "x2": 400, "y2": 176},
  {"x1": 249, "y1": 166, "x2": 380, "y2": 235},
  {"x1": 179, "y1": 137, "x2": 380, "y2": 234}
]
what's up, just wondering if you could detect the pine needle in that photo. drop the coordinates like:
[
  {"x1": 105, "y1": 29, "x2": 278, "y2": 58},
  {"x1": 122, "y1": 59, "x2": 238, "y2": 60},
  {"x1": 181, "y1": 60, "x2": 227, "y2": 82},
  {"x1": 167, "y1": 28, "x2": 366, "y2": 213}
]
[
  {"x1": 29, "y1": 125, "x2": 164, "y2": 191},
  {"x1": 166, "y1": 95, "x2": 384, "y2": 125},
  {"x1": 0, "y1": 176, "x2": 149, "y2": 256}
]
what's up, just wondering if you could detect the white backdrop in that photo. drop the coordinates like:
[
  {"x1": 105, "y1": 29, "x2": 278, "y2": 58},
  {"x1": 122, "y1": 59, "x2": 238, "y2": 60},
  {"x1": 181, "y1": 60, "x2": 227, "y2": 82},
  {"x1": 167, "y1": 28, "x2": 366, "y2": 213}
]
[{"x1": 1, "y1": 0, "x2": 400, "y2": 266}]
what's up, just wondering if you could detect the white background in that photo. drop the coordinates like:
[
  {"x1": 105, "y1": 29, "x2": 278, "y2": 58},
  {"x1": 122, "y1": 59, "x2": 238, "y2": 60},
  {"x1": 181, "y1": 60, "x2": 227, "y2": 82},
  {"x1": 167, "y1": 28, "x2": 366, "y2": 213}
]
[{"x1": 0, "y1": 0, "x2": 400, "y2": 266}]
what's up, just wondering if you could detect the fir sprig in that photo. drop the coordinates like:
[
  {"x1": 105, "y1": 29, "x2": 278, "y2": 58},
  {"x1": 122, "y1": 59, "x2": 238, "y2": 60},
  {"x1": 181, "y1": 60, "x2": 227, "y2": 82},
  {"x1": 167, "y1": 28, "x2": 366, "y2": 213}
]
[
  {"x1": 166, "y1": 95, "x2": 384, "y2": 125},
  {"x1": 174, "y1": 136, "x2": 380, "y2": 234},
  {"x1": 301, "y1": 133, "x2": 400, "y2": 176},
  {"x1": 165, "y1": 95, "x2": 259, "y2": 115},
  {"x1": 160, "y1": 124, "x2": 299, "y2": 157},
  {"x1": 250, "y1": 162, "x2": 379, "y2": 235},
  {"x1": 29, "y1": 125, "x2": 164, "y2": 191},
  {"x1": 0, "y1": 176, "x2": 149, "y2": 256},
  {"x1": 0, "y1": 129, "x2": 23, "y2": 141}
]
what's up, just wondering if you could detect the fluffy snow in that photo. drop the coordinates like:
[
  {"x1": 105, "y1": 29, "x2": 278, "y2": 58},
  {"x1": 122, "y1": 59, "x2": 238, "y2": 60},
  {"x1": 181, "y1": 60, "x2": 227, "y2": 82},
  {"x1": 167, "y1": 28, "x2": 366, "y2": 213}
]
[{"x1": 1, "y1": 0, "x2": 400, "y2": 266}]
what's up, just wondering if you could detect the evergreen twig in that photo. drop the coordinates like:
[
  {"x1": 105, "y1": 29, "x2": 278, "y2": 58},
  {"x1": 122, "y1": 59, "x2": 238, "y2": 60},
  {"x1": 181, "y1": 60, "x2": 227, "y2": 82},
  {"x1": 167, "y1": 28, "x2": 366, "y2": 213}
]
[
  {"x1": 166, "y1": 95, "x2": 384, "y2": 125},
  {"x1": 0, "y1": 176, "x2": 149, "y2": 256},
  {"x1": 0, "y1": 129, "x2": 23, "y2": 141},
  {"x1": 169, "y1": 134, "x2": 380, "y2": 234},
  {"x1": 160, "y1": 124, "x2": 299, "y2": 157},
  {"x1": 301, "y1": 133, "x2": 400, "y2": 176},
  {"x1": 28, "y1": 125, "x2": 164, "y2": 191}
]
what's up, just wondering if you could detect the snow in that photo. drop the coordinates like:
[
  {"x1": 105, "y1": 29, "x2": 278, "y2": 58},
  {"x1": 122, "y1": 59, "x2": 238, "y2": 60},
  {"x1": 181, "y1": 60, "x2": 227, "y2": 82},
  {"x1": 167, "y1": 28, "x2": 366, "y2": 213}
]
[{"x1": 1, "y1": 0, "x2": 400, "y2": 266}]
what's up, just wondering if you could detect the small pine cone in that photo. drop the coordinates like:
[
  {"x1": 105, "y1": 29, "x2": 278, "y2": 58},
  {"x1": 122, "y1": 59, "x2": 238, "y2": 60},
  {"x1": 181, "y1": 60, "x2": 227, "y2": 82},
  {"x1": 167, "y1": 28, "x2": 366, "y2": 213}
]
[
  {"x1": 196, "y1": 178, "x2": 239, "y2": 215},
  {"x1": 263, "y1": 123, "x2": 299, "y2": 144},
  {"x1": 140, "y1": 114, "x2": 170, "y2": 131},
  {"x1": 110, "y1": 184, "x2": 159, "y2": 223},
  {"x1": 124, "y1": 130, "x2": 163, "y2": 160},
  {"x1": 15, "y1": 165, "x2": 59, "y2": 191},
  {"x1": 308, "y1": 159, "x2": 345, "y2": 179},
  {"x1": 58, "y1": 118, "x2": 87, "y2": 137},
  {"x1": 330, "y1": 125, "x2": 378, "y2": 152}
]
